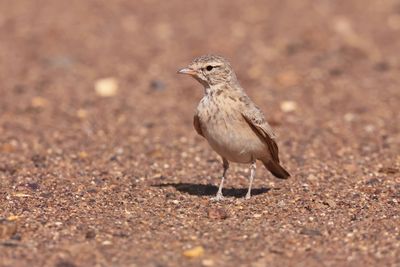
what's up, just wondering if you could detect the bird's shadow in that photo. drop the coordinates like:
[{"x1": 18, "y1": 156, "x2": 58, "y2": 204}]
[{"x1": 153, "y1": 183, "x2": 270, "y2": 198}]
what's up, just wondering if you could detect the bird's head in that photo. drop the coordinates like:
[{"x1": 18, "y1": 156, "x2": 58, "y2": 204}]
[{"x1": 178, "y1": 55, "x2": 237, "y2": 87}]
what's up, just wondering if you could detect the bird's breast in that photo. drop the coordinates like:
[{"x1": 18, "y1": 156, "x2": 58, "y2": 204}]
[{"x1": 196, "y1": 96, "x2": 266, "y2": 163}]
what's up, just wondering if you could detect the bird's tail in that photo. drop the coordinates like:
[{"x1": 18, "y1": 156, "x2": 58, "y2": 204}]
[{"x1": 263, "y1": 160, "x2": 290, "y2": 179}]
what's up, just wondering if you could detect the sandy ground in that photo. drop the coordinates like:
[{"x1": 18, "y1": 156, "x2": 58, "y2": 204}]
[{"x1": 0, "y1": 0, "x2": 399, "y2": 266}]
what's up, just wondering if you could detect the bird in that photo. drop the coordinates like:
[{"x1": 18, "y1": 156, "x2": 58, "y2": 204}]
[{"x1": 178, "y1": 55, "x2": 290, "y2": 200}]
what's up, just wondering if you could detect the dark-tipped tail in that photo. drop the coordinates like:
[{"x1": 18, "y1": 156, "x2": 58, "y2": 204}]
[{"x1": 263, "y1": 160, "x2": 290, "y2": 179}]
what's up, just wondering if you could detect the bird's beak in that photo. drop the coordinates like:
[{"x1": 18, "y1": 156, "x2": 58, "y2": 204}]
[{"x1": 177, "y1": 67, "x2": 196, "y2": 76}]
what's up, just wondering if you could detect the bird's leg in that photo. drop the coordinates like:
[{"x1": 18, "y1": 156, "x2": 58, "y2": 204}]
[
  {"x1": 245, "y1": 161, "x2": 256, "y2": 199},
  {"x1": 212, "y1": 158, "x2": 229, "y2": 201}
]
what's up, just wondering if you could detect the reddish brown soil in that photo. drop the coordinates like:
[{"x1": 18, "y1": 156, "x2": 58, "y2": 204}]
[{"x1": 0, "y1": 1, "x2": 399, "y2": 266}]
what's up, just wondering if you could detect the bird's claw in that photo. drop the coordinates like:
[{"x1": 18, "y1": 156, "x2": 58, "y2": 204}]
[{"x1": 211, "y1": 193, "x2": 224, "y2": 201}]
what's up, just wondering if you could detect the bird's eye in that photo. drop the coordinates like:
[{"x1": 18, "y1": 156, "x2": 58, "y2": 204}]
[{"x1": 206, "y1": 65, "x2": 213, "y2": 71}]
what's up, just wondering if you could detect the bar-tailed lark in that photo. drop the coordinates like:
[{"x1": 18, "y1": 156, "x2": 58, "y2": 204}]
[{"x1": 178, "y1": 55, "x2": 290, "y2": 200}]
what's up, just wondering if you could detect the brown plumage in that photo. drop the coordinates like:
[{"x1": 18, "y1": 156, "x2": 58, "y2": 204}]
[{"x1": 178, "y1": 55, "x2": 290, "y2": 200}]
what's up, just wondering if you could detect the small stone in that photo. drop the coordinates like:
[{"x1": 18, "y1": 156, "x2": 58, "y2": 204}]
[
  {"x1": 329, "y1": 68, "x2": 343, "y2": 76},
  {"x1": 78, "y1": 151, "x2": 88, "y2": 159},
  {"x1": 85, "y1": 230, "x2": 96, "y2": 239},
  {"x1": 366, "y1": 178, "x2": 380, "y2": 185},
  {"x1": 364, "y1": 124, "x2": 375, "y2": 133},
  {"x1": 333, "y1": 17, "x2": 353, "y2": 35},
  {"x1": 323, "y1": 199, "x2": 336, "y2": 208},
  {"x1": 307, "y1": 174, "x2": 318, "y2": 181},
  {"x1": 6, "y1": 215, "x2": 19, "y2": 221},
  {"x1": 1, "y1": 240, "x2": 20, "y2": 247},
  {"x1": 183, "y1": 246, "x2": 204, "y2": 258},
  {"x1": 76, "y1": 109, "x2": 88, "y2": 119},
  {"x1": 373, "y1": 61, "x2": 390, "y2": 72},
  {"x1": 280, "y1": 101, "x2": 297, "y2": 112},
  {"x1": 202, "y1": 259, "x2": 214, "y2": 266},
  {"x1": 95, "y1": 77, "x2": 118, "y2": 97},
  {"x1": 10, "y1": 233, "x2": 21, "y2": 241},
  {"x1": 147, "y1": 148, "x2": 163, "y2": 159},
  {"x1": 378, "y1": 167, "x2": 399, "y2": 175},
  {"x1": 0, "y1": 219, "x2": 17, "y2": 239},
  {"x1": 149, "y1": 80, "x2": 165, "y2": 91},
  {"x1": 26, "y1": 182, "x2": 39, "y2": 191},
  {"x1": 276, "y1": 71, "x2": 300, "y2": 87},
  {"x1": 0, "y1": 143, "x2": 15, "y2": 153},
  {"x1": 165, "y1": 192, "x2": 175, "y2": 199},
  {"x1": 207, "y1": 208, "x2": 228, "y2": 220},
  {"x1": 12, "y1": 193, "x2": 31, "y2": 198},
  {"x1": 344, "y1": 113, "x2": 356, "y2": 122},
  {"x1": 344, "y1": 164, "x2": 358, "y2": 173},
  {"x1": 56, "y1": 260, "x2": 77, "y2": 267},
  {"x1": 277, "y1": 200, "x2": 286, "y2": 207},
  {"x1": 300, "y1": 227, "x2": 322, "y2": 236},
  {"x1": 31, "y1": 97, "x2": 48, "y2": 108},
  {"x1": 31, "y1": 154, "x2": 46, "y2": 168}
]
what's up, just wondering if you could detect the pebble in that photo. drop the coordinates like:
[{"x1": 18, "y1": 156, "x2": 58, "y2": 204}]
[
  {"x1": 202, "y1": 259, "x2": 214, "y2": 266},
  {"x1": 95, "y1": 77, "x2": 118, "y2": 97},
  {"x1": 78, "y1": 151, "x2": 88, "y2": 159},
  {"x1": 323, "y1": 199, "x2": 336, "y2": 208},
  {"x1": 12, "y1": 193, "x2": 31, "y2": 198},
  {"x1": 0, "y1": 219, "x2": 17, "y2": 239},
  {"x1": 31, "y1": 97, "x2": 48, "y2": 108},
  {"x1": 277, "y1": 200, "x2": 286, "y2": 207},
  {"x1": 183, "y1": 246, "x2": 204, "y2": 258},
  {"x1": 276, "y1": 71, "x2": 300, "y2": 87},
  {"x1": 0, "y1": 143, "x2": 16, "y2": 153},
  {"x1": 6, "y1": 215, "x2": 19, "y2": 221},
  {"x1": 344, "y1": 113, "x2": 356, "y2": 122},
  {"x1": 76, "y1": 109, "x2": 88, "y2": 119},
  {"x1": 333, "y1": 17, "x2": 353, "y2": 35},
  {"x1": 85, "y1": 230, "x2": 96, "y2": 239},
  {"x1": 149, "y1": 80, "x2": 165, "y2": 91},
  {"x1": 307, "y1": 174, "x2": 318, "y2": 181},
  {"x1": 300, "y1": 227, "x2": 322, "y2": 236},
  {"x1": 207, "y1": 208, "x2": 228, "y2": 220},
  {"x1": 364, "y1": 125, "x2": 375, "y2": 133},
  {"x1": 280, "y1": 101, "x2": 297, "y2": 112}
]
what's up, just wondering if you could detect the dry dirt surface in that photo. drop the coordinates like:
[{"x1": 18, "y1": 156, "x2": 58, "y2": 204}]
[{"x1": 0, "y1": 1, "x2": 400, "y2": 266}]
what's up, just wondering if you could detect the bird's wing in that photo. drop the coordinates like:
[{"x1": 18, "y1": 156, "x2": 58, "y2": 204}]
[
  {"x1": 193, "y1": 114, "x2": 204, "y2": 137},
  {"x1": 241, "y1": 105, "x2": 280, "y2": 163}
]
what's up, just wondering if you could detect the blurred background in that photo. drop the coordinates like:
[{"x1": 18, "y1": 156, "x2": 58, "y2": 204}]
[
  {"x1": 0, "y1": 0, "x2": 399, "y2": 266},
  {"x1": 1, "y1": 0, "x2": 399, "y2": 144}
]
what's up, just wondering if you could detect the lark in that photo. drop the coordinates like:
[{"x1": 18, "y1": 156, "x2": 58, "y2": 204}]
[{"x1": 178, "y1": 55, "x2": 290, "y2": 200}]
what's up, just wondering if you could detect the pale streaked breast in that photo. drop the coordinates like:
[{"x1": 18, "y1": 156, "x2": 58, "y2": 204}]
[{"x1": 197, "y1": 95, "x2": 268, "y2": 163}]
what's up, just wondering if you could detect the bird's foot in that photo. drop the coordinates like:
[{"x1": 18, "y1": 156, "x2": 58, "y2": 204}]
[
  {"x1": 211, "y1": 193, "x2": 224, "y2": 201},
  {"x1": 245, "y1": 192, "x2": 251, "y2": 200}
]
